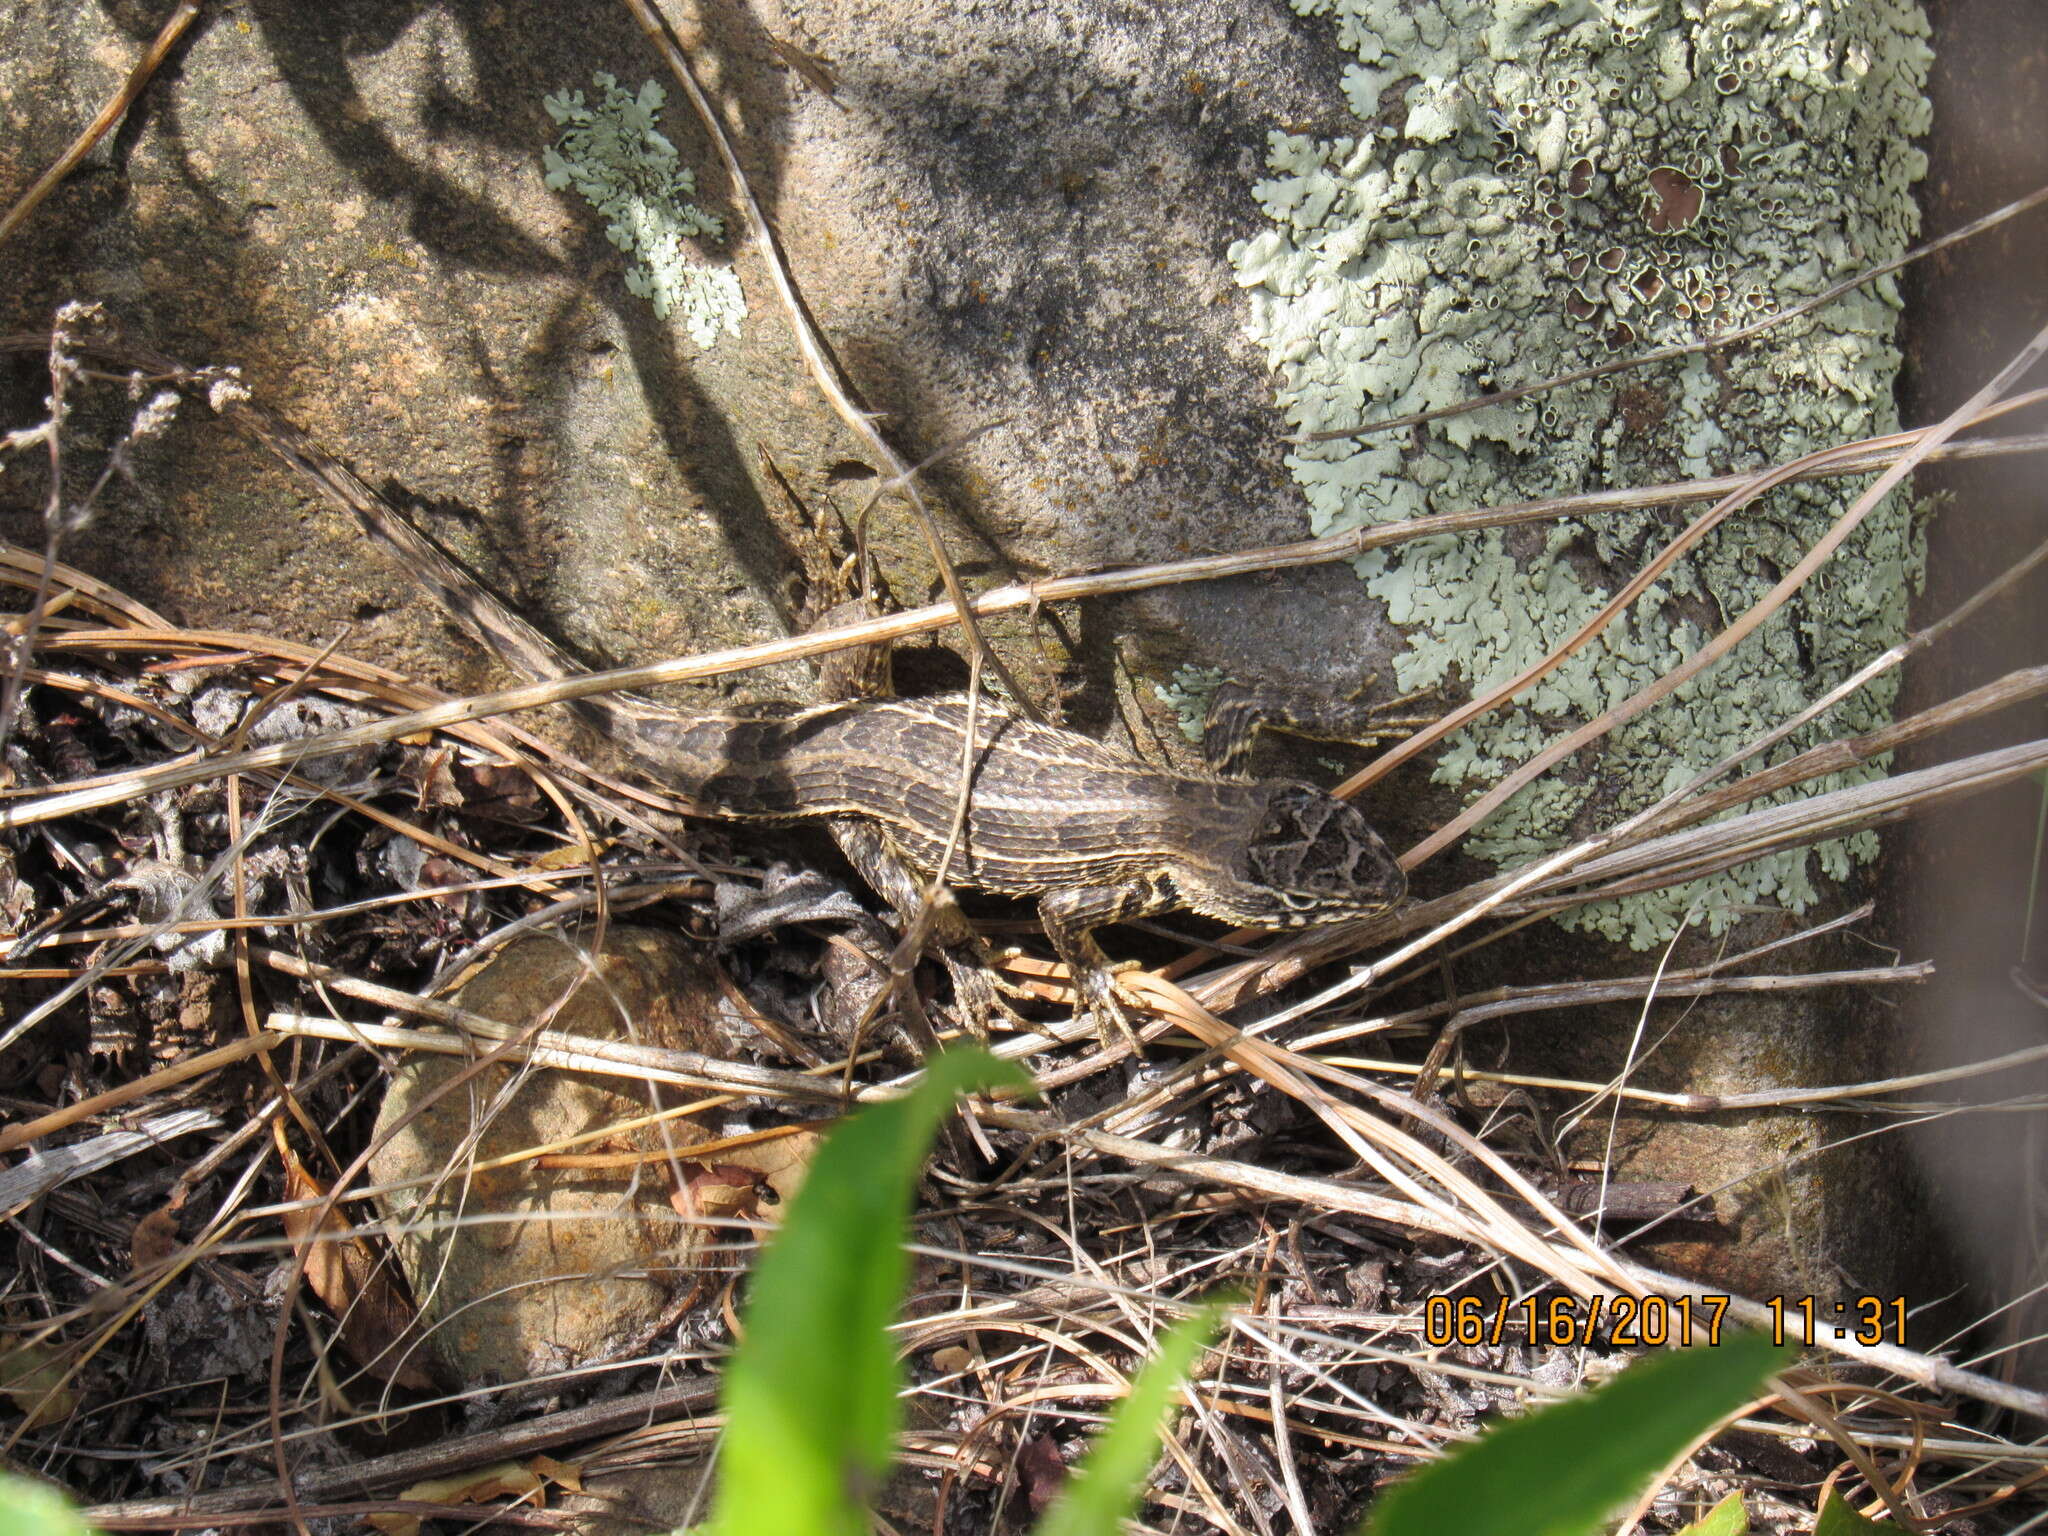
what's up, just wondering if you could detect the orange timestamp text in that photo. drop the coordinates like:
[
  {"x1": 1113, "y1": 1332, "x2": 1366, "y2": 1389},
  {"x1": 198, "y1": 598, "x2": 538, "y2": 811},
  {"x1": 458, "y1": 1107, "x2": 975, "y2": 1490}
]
[
  {"x1": 1423, "y1": 1292, "x2": 1730, "y2": 1349},
  {"x1": 1764, "y1": 1294, "x2": 1908, "y2": 1348},
  {"x1": 1423, "y1": 1293, "x2": 1912, "y2": 1349}
]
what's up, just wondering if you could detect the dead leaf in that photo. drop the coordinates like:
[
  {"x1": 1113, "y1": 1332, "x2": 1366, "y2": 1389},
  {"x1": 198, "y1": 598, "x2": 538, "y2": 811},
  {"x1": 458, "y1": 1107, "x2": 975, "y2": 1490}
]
[
  {"x1": 667, "y1": 1129, "x2": 822, "y2": 1240},
  {"x1": 280, "y1": 1147, "x2": 436, "y2": 1391},
  {"x1": 765, "y1": 33, "x2": 840, "y2": 100},
  {"x1": 529, "y1": 1453, "x2": 583, "y2": 1493},
  {"x1": 0, "y1": 1335, "x2": 79, "y2": 1427},
  {"x1": 453, "y1": 761, "x2": 546, "y2": 822},
  {"x1": 368, "y1": 1460, "x2": 545, "y2": 1536},
  {"x1": 129, "y1": 1205, "x2": 179, "y2": 1274},
  {"x1": 407, "y1": 747, "x2": 463, "y2": 811},
  {"x1": 416, "y1": 855, "x2": 471, "y2": 908},
  {"x1": 671, "y1": 1162, "x2": 772, "y2": 1224},
  {"x1": 719, "y1": 1126, "x2": 822, "y2": 1198},
  {"x1": 532, "y1": 837, "x2": 615, "y2": 872},
  {"x1": 1018, "y1": 1431, "x2": 1068, "y2": 1515}
]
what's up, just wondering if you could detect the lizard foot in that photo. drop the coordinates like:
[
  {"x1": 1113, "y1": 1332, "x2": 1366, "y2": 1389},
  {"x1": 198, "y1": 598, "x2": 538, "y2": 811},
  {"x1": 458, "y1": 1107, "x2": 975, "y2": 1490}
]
[
  {"x1": 1074, "y1": 962, "x2": 1149, "y2": 1056},
  {"x1": 941, "y1": 944, "x2": 1028, "y2": 1040}
]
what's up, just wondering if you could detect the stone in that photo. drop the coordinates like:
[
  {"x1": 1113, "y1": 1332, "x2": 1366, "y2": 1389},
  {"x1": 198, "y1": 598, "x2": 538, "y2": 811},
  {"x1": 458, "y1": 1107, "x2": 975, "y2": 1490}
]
[{"x1": 366, "y1": 927, "x2": 808, "y2": 1387}]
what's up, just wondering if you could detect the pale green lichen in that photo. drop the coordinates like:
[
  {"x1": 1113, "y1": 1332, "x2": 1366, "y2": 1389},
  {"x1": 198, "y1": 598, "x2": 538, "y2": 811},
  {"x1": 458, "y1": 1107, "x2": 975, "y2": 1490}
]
[
  {"x1": 1231, "y1": 0, "x2": 1933, "y2": 946},
  {"x1": 1157, "y1": 665, "x2": 1230, "y2": 745},
  {"x1": 543, "y1": 73, "x2": 745, "y2": 349}
]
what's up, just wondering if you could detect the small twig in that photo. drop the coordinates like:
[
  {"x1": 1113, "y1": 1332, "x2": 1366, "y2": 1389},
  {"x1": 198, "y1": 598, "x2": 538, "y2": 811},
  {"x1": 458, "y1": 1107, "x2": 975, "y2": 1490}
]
[
  {"x1": 251, "y1": 946, "x2": 859, "y2": 1106},
  {"x1": 1295, "y1": 900, "x2": 1877, "y2": 1047},
  {"x1": 1401, "y1": 316, "x2": 2048, "y2": 866},
  {"x1": 620, "y1": 0, "x2": 1043, "y2": 721},
  {"x1": 883, "y1": 644, "x2": 985, "y2": 1058},
  {"x1": 16, "y1": 411, "x2": 2042, "y2": 838},
  {"x1": 1262, "y1": 1294, "x2": 1316, "y2": 1536},
  {"x1": 1341, "y1": 389, "x2": 2046, "y2": 809},
  {"x1": 1625, "y1": 526, "x2": 2048, "y2": 841},
  {"x1": 1652, "y1": 1031, "x2": 2048, "y2": 1112},
  {"x1": 5, "y1": 865, "x2": 704, "y2": 953},
  {"x1": 972, "y1": 1106, "x2": 2048, "y2": 1420},
  {"x1": 1406, "y1": 963, "x2": 1930, "y2": 1100},
  {"x1": 1186, "y1": 730, "x2": 2048, "y2": 1023},
  {"x1": 1627, "y1": 664, "x2": 2048, "y2": 845},
  {"x1": 0, "y1": 1, "x2": 202, "y2": 246},
  {"x1": 0, "y1": 1032, "x2": 279, "y2": 1154},
  {"x1": 81, "y1": 1377, "x2": 721, "y2": 1522}
]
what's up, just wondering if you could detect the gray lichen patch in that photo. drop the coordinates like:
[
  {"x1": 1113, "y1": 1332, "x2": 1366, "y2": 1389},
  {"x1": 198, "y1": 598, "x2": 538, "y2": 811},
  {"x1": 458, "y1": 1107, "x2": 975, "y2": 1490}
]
[
  {"x1": 1156, "y1": 664, "x2": 1230, "y2": 745},
  {"x1": 1231, "y1": 0, "x2": 1933, "y2": 945},
  {"x1": 542, "y1": 72, "x2": 745, "y2": 348}
]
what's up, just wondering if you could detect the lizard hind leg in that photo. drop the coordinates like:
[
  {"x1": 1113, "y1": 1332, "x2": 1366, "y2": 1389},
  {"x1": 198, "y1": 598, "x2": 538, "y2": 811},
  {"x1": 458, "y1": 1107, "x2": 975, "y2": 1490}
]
[
  {"x1": 780, "y1": 494, "x2": 1023, "y2": 1043},
  {"x1": 1200, "y1": 679, "x2": 1442, "y2": 779}
]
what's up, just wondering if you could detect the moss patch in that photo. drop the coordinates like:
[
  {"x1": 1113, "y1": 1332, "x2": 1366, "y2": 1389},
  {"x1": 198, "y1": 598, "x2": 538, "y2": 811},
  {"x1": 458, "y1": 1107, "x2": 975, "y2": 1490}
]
[{"x1": 1232, "y1": 0, "x2": 1933, "y2": 945}]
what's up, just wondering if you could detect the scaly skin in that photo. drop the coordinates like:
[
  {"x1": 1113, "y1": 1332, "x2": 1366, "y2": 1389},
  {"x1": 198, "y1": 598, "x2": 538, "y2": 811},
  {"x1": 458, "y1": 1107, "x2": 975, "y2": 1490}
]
[{"x1": 224, "y1": 399, "x2": 1407, "y2": 1050}]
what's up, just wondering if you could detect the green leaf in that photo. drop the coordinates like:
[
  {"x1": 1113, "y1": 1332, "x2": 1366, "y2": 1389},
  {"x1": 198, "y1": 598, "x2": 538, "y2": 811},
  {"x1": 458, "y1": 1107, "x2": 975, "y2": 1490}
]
[
  {"x1": 1813, "y1": 1490, "x2": 1893, "y2": 1534},
  {"x1": 1361, "y1": 1333, "x2": 1791, "y2": 1536},
  {"x1": 708, "y1": 1047, "x2": 1032, "y2": 1536},
  {"x1": 1035, "y1": 1297, "x2": 1235, "y2": 1536},
  {"x1": 0, "y1": 1476, "x2": 94, "y2": 1536},
  {"x1": 1675, "y1": 1491, "x2": 1749, "y2": 1536}
]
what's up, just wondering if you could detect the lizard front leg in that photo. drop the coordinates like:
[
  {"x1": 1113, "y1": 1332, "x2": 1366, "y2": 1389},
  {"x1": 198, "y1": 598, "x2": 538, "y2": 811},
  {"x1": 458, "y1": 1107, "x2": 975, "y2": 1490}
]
[
  {"x1": 830, "y1": 818, "x2": 1021, "y2": 1044},
  {"x1": 1037, "y1": 875, "x2": 1181, "y2": 1053}
]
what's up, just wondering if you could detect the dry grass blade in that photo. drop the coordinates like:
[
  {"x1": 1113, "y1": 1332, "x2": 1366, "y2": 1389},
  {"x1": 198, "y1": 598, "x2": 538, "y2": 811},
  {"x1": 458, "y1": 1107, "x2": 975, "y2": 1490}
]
[
  {"x1": 1625, "y1": 663, "x2": 2048, "y2": 845},
  {"x1": 1117, "y1": 973, "x2": 1633, "y2": 1293},
  {"x1": 2, "y1": 40, "x2": 2037, "y2": 1536},
  {"x1": 619, "y1": 0, "x2": 1042, "y2": 723},
  {"x1": 79, "y1": 1378, "x2": 721, "y2": 1523},
  {"x1": 975, "y1": 1099, "x2": 2048, "y2": 1420},
  {"x1": 266, "y1": 1012, "x2": 845, "y2": 1105},
  {"x1": 1339, "y1": 392, "x2": 2046, "y2": 806},
  {"x1": 1554, "y1": 735, "x2": 2048, "y2": 900},
  {"x1": 275, "y1": 1144, "x2": 436, "y2": 1392},
  {"x1": 1, "y1": 330, "x2": 2041, "y2": 838},
  {"x1": 251, "y1": 946, "x2": 857, "y2": 1104},
  {"x1": 0, "y1": 422, "x2": 2030, "y2": 850},
  {"x1": 29, "y1": 624, "x2": 690, "y2": 819},
  {"x1": 0, "y1": 1108, "x2": 219, "y2": 1221},
  {"x1": 0, "y1": 1033, "x2": 279, "y2": 1154},
  {"x1": 0, "y1": 539, "x2": 175, "y2": 629},
  {"x1": 0, "y1": 2, "x2": 201, "y2": 247},
  {"x1": 1397, "y1": 322, "x2": 2048, "y2": 865}
]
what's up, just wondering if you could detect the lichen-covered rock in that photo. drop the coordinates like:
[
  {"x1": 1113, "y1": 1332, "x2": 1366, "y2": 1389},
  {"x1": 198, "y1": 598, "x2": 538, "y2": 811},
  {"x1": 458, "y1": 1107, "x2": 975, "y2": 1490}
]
[
  {"x1": 542, "y1": 71, "x2": 745, "y2": 348},
  {"x1": 0, "y1": 0, "x2": 1394, "y2": 734},
  {"x1": 1231, "y1": 0, "x2": 1934, "y2": 944}
]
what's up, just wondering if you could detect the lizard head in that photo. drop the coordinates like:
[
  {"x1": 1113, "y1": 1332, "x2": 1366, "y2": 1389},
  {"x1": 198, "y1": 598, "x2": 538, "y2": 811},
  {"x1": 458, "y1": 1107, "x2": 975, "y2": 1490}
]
[{"x1": 1224, "y1": 781, "x2": 1406, "y2": 928}]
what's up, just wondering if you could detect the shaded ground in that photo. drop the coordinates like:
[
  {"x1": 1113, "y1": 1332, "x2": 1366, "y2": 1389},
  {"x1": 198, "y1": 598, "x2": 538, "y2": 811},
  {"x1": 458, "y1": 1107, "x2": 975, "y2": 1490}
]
[{"x1": 1896, "y1": 0, "x2": 2048, "y2": 1385}]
